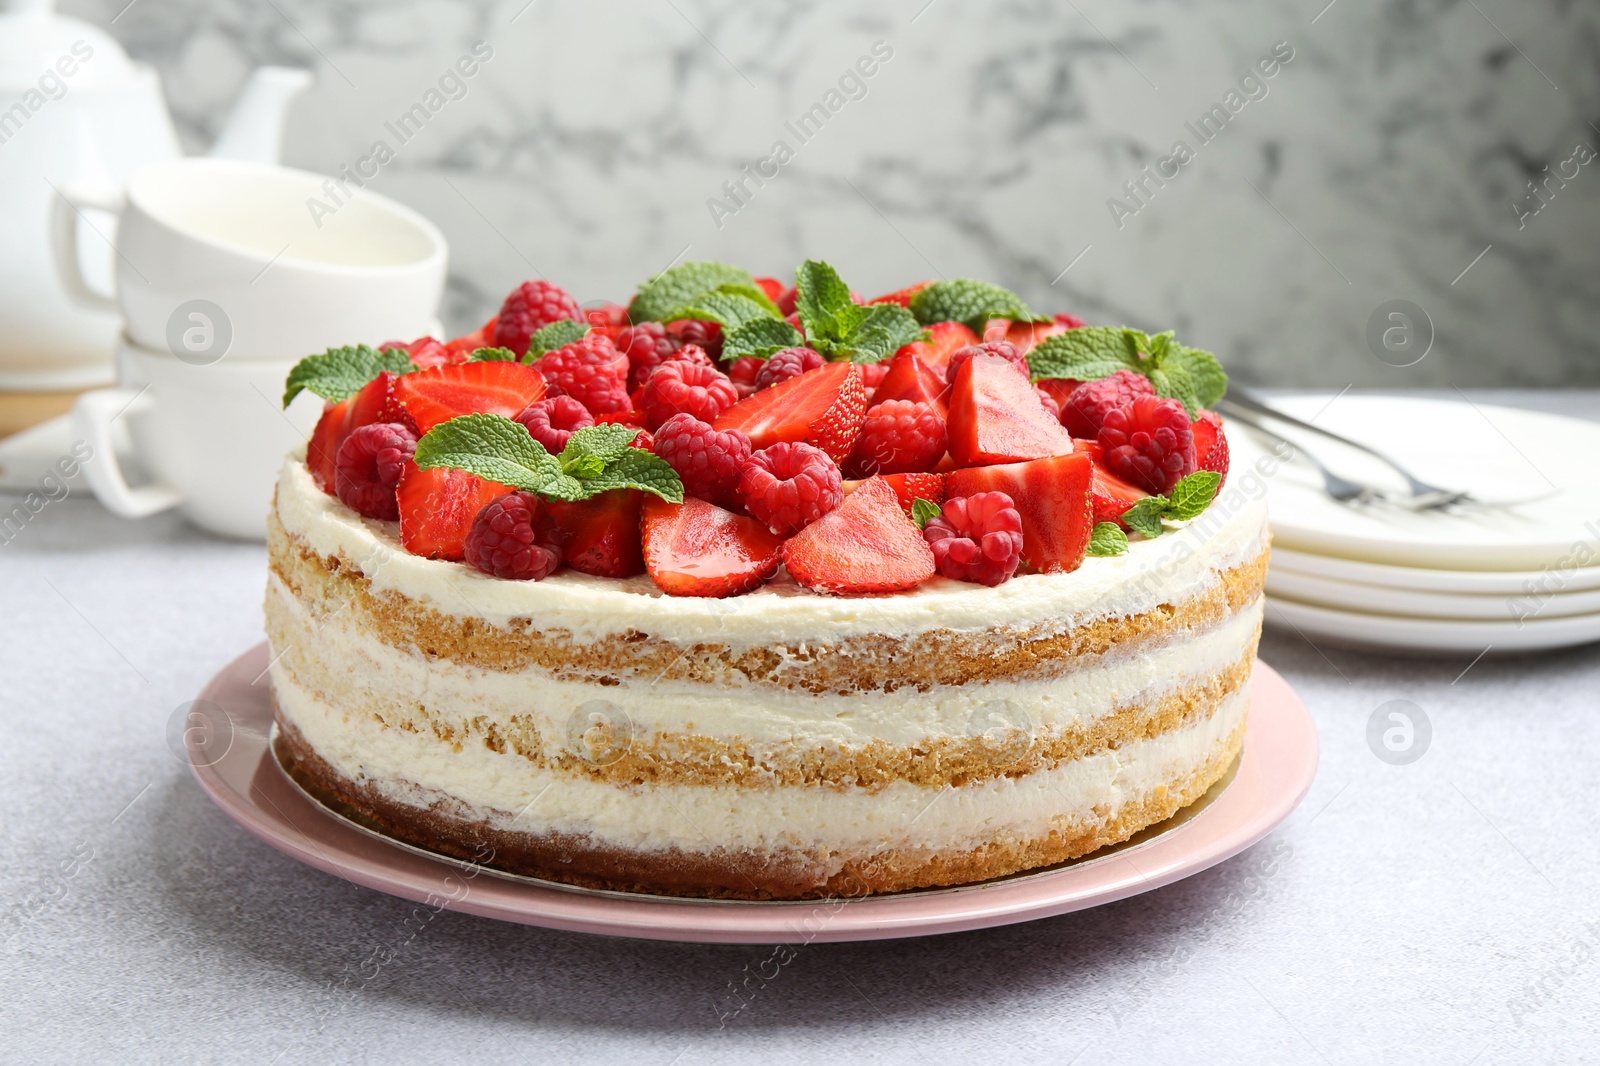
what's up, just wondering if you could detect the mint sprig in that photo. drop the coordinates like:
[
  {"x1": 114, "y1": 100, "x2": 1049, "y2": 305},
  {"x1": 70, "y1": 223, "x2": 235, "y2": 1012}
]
[
  {"x1": 722, "y1": 318, "x2": 805, "y2": 360},
  {"x1": 793, "y1": 259, "x2": 924, "y2": 363},
  {"x1": 1117, "y1": 471, "x2": 1223, "y2": 539},
  {"x1": 1086, "y1": 522, "x2": 1130, "y2": 556},
  {"x1": 526, "y1": 319, "x2": 590, "y2": 359},
  {"x1": 629, "y1": 261, "x2": 765, "y2": 323},
  {"x1": 1026, "y1": 326, "x2": 1227, "y2": 417},
  {"x1": 662, "y1": 287, "x2": 779, "y2": 331},
  {"x1": 910, "y1": 497, "x2": 942, "y2": 530},
  {"x1": 908, "y1": 279, "x2": 1043, "y2": 332},
  {"x1": 412, "y1": 415, "x2": 683, "y2": 503},
  {"x1": 465, "y1": 346, "x2": 521, "y2": 363},
  {"x1": 282, "y1": 345, "x2": 414, "y2": 407}
]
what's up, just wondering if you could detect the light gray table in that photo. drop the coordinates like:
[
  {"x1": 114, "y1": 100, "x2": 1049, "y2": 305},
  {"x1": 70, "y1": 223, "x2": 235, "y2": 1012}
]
[{"x1": 3, "y1": 392, "x2": 1596, "y2": 1064}]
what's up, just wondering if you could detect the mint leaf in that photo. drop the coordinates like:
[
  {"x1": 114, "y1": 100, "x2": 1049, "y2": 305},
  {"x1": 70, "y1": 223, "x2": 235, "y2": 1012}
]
[
  {"x1": 1162, "y1": 344, "x2": 1228, "y2": 408},
  {"x1": 1025, "y1": 327, "x2": 1143, "y2": 383},
  {"x1": 412, "y1": 413, "x2": 576, "y2": 496},
  {"x1": 526, "y1": 319, "x2": 589, "y2": 359},
  {"x1": 466, "y1": 346, "x2": 520, "y2": 362},
  {"x1": 793, "y1": 259, "x2": 861, "y2": 348},
  {"x1": 1165, "y1": 471, "x2": 1221, "y2": 520},
  {"x1": 579, "y1": 449, "x2": 684, "y2": 502},
  {"x1": 908, "y1": 279, "x2": 1041, "y2": 331},
  {"x1": 663, "y1": 289, "x2": 778, "y2": 330},
  {"x1": 1120, "y1": 497, "x2": 1169, "y2": 539},
  {"x1": 722, "y1": 318, "x2": 805, "y2": 360},
  {"x1": 630, "y1": 261, "x2": 757, "y2": 323},
  {"x1": 829, "y1": 303, "x2": 924, "y2": 363},
  {"x1": 1147, "y1": 361, "x2": 1200, "y2": 419},
  {"x1": 559, "y1": 424, "x2": 638, "y2": 467},
  {"x1": 282, "y1": 345, "x2": 413, "y2": 406},
  {"x1": 910, "y1": 497, "x2": 941, "y2": 530},
  {"x1": 1086, "y1": 522, "x2": 1130, "y2": 556}
]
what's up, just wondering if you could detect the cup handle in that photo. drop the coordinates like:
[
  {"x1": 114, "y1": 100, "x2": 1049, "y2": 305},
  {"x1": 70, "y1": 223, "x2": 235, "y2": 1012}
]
[
  {"x1": 70, "y1": 387, "x2": 184, "y2": 518},
  {"x1": 50, "y1": 180, "x2": 125, "y2": 311}
]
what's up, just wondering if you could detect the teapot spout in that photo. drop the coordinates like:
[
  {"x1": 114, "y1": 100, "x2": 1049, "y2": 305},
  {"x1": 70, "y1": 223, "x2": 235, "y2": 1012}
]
[{"x1": 209, "y1": 67, "x2": 313, "y2": 164}]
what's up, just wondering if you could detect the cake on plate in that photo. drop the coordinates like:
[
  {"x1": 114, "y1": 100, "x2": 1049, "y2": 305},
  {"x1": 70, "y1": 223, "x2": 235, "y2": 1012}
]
[{"x1": 265, "y1": 261, "x2": 1268, "y2": 899}]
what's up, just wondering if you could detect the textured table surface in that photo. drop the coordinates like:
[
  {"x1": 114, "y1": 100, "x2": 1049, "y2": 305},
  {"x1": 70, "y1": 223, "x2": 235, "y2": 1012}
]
[{"x1": 2, "y1": 391, "x2": 1596, "y2": 1065}]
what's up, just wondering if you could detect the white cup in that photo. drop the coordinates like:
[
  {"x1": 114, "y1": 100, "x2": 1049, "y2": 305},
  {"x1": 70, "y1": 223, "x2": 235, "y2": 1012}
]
[
  {"x1": 53, "y1": 157, "x2": 448, "y2": 360},
  {"x1": 71, "y1": 335, "x2": 324, "y2": 539}
]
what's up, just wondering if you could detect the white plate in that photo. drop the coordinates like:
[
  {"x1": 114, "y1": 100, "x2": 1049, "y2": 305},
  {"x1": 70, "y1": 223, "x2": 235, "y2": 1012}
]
[
  {"x1": 1265, "y1": 566, "x2": 1600, "y2": 621},
  {"x1": 1267, "y1": 545, "x2": 1600, "y2": 595},
  {"x1": 1227, "y1": 396, "x2": 1600, "y2": 571},
  {"x1": 1263, "y1": 596, "x2": 1600, "y2": 654}
]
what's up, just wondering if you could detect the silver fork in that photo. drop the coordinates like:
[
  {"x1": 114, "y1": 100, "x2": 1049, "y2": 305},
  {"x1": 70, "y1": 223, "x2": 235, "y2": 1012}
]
[{"x1": 1219, "y1": 407, "x2": 1391, "y2": 506}]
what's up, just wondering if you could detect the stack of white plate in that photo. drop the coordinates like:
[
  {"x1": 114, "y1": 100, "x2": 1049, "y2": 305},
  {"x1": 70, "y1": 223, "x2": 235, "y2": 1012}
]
[{"x1": 1226, "y1": 395, "x2": 1600, "y2": 654}]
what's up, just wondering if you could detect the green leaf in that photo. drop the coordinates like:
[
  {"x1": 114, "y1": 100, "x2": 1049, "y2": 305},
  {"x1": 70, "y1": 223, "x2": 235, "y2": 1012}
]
[
  {"x1": 526, "y1": 319, "x2": 589, "y2": 359},
  {"x1": 559, "y1": 424, "x2": 638, "y2": 467},
  {"x1": 910, "y1": 497, "x2": 942, "y2": 530},
  {"x1": 465, "y1": 346, "x2": 520, "y2": 362},
  {"x1": 1165, "y1": 471, "x2": 1222, "y2": 521},
  {"x1": 629, "y1": 261, "x2": 757, "y2": 323},
  {"x1": 579, "y1": 449, "x2": 685, "y2": 503},
  {"x1": 793, "y1": 258, "x2": 861, "y2": 347},
  {"x1": 829, "y1": 303, "x2": 925, "y2": 363},
  {"x1": 908, "y1": 279, "x2": 1041, "y2": 331},
  {"x1": 1025, "y1": 327, "x2": 1142, "y2": 383},
  {"x1": 1120, "y1": 497, "x2": 1169, "y2": 539},
  {"x1": 722, "y1": 318, "x2": 806, "y2": 360},
  {"x1": 1162, "y1": 344, "x2": 1228, "y2": 408},
  {"x1": 1086, "y1": 522, "x2": 1130, "y2": 556},
  {"x1": 412, "y1": 413, "x2": 575, "y2": 496},
  {"x1": 282, "y1": 345, "x2": 413, "y2": 406},
  {"x1": 1146, "y1": 361, "x2": 1200, "y2": 419},
  {"x1": 663, "y1": 290, "x2": 779, "y2": 330}
]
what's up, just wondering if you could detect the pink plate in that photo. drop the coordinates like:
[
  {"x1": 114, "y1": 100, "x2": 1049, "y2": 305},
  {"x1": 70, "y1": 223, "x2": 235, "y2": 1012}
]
[{"x1": 189, "y1": 643, "x2": 1318, "y2": 944}]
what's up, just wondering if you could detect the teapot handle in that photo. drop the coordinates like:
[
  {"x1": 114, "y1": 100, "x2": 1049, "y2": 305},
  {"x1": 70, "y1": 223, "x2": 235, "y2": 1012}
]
[{"x1": 50, "y1": 180, "x2": 125, "y2": 312}]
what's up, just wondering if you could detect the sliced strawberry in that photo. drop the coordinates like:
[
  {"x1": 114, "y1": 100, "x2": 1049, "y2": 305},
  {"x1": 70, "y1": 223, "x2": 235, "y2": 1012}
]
[
  {"x1": 946, "y1": 453, "x2": 1093, "y2": 574},
  {"x1": 712, "y1": 361, "x2": 867, "y2": 463},
  {"x1": 870, "y1": 349, "x2": 950, "y2": 417},
  {"x1": 396, "y1": 462, "x2": 512, "y2": 560},
  {"x1": 891, "y1": 321, "x2": 978, "y2": 376},
  {"x1": 1034, "y1": 377, "x2": 1082, "y2": 417},
  {"x1": 640, "y1": 496, "x2": 785, "y2": 597},
  {"x1": 305, "y1": 400, "x2": 349, "y2": 494},
  {"x1": 392, "y1": 361, "x2": 547, "y2": 433},
  {"x1": 868, "y1": 280, "x2": 932, "y2": 307},
  {"x1": 1192, "y1": 410, "x2": 1230, "y2": 487},
  {"x1": 1071, "y1": 438, "x2": 1149, "y2": 526},
  {"x1": 753, "y1": 276, "x2": 787, "y2": 304},
  {"x1": 842, "y1": 471, "x2": 946, "y2": 514},
  {"x1": 983, "y1": 317, "x2": 1070, "y2": 355},
  {"x1": 545, "y1": 490, "x2": 645, "y2": 578},
  {"x1": 946, "y1": 355, "x2": 1076, "y2": 466},
  {"x1": 781, "y1": 476, "x2": 936, "y2": 595}
]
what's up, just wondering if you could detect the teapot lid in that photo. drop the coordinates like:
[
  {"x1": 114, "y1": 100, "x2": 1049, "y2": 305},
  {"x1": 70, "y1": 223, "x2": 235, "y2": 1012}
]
[{"x1": 0, "y1": 0, "x2": 141, "y2": 90}]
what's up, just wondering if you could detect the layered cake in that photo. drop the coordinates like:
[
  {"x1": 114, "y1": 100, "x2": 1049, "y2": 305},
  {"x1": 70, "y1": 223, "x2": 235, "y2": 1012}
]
[{"x1": 266, "y1": 261, "x2": 1268, "y2": 899}]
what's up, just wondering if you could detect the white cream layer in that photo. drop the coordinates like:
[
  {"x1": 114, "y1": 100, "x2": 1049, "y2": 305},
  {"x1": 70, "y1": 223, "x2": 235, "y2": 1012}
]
[
  {"x1": 267, "y1": 571, "x2": 1261, "y2": 747},
  {"x1": 273, "y1": 661, "x2": 1248, "y2": 856},
  {"x1": 273, "y1": 453, "x2": 1270, "y2": 648}
]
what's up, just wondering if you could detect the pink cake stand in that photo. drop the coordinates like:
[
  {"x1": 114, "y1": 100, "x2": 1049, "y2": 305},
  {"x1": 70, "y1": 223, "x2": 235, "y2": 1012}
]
[{"x1": 189, "y1": 643, "x2": 1318, "y2": 944}]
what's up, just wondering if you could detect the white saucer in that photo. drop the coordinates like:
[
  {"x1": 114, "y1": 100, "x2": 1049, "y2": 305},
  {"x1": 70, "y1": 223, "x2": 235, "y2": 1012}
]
[
  {"x1": 1263, "y1": 596, "x2": 1600, "y2": 654},
  {"x1": 1267, "y1": 545, "x2": 1600, "y2": 595},
  {"x1": 1265, "y1": 566, "x2": 1600, "y2": 621},
  {"x1": 1228, "y1": 396, "x2": 1600, "y2": 571}
]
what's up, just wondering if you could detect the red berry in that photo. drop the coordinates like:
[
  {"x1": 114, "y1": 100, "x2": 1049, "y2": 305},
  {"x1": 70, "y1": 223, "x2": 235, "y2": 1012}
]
[
  {"x1": 584, "y1": 302, "x2": 632, "y2": 332},
  {"x1": 946, "y1": 453, "x2": 1094, "y2": 574},
  {"x1": 464, "y1": 491, "x2": 563, "y2": 580},
  {"x1": 334, "y1": 422, "x2": 417, "y2": 519},
  {"x1": 739, "y1": 441, "x2": 842, "y2": 534},
  {"x1": 781, "y1": 476, "x2": 936, "y2": 595},
  {"x1": 923, "y1": 491, "x2": 1025, "y2": 586},
  {"x1": 537, "y1": 335, "x2": 631, "y2": 415},
  {"x1": 667, "y1": 319, "x2": 723, "y2": 359},
  {"x1": 1059, "y1": 369, "x2": 1154, "y2": 438},
  {"x1": 493, "y1": 280, "x2": 581, "y2": 356},
  {"x1": 652, "y1": 413, "x2": 752, "y2": 503},
  {"x1": 860, "y1": 361, "x2": 890, "y2": 398},
  {"x1": 945, "y1": 340, "x2": 1028, "y2": 386},
  {"x1": 392, "y1": 360, "x2": 547, "y2": 433},
  {"x1": 755, "y1": 347, "x2": 826, "y2": 391},
  {"x1": 1192, "y1": 409, "x2": 1230, "y2": 486},
  {"x1": 396, "y1": 464, "x2": 512, "y2": 560},
  {"x1": 616, "y1": 321, "x2": 685, "y2": 391},
  {"x1": 641, "y1": 496, "x2": 786, "y2": 597},
  {"x1": 381, "y1": 336, "x2": 454, "y2": 370},
  {"x1": 1035, "y1": 385, "x2": 1061, "y2": 422},
  {"x1": 713, "y1": 362, "x2": 868, "y2": 463},
  {"x1": 1054, "y1": 312, "x2": 1088, "y2": 329},
  {"x1": 638, "y1": 360, "x2": 738, "y2": 430},
  {"x1": 725, "y1": 355, "x2": 763, "y2": 399},
  {"x1": 848, "y1": 400, "x2": 946, "y2": 477},
  {"x1": 516, "y1": 396, "x2": 595, "y2": 453},
  {"x1": 1097, "y1": 395, "x2": 1196, "y2": 494},
  {"x1": 946, "y1": 355, "x2": 1075, "y2": 467}
]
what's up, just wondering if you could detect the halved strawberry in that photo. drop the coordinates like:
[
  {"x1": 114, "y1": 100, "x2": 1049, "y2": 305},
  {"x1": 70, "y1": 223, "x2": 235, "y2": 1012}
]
[
  {"x1": 892, "y1": 321, "x2": 977, "y2": 375},
  {"x1": 946, "y1": 453, "x2": 1093, "y2": 573},
  {"x1": 640, "y1": 496, "x2": 785, "y2": 597},
  {"x1": 868, "y1": 280, "x2": 932, "y2": 307},
  {"x1": 1072, "y1": 438, "x2": 1150, "y2": 527},
  {"x1": 982, "y1": 317, "x2": 1069, "y2": 355},
  {"x1": 946, "y1": 355, "x2": 1076, "y2": 466},
  {"x1": 304, "y1": 371, "x2": 402, "y2": 494},
  {"x1": 842, "y1": 471, "x2": 946, "y2": 514},
  {"x1": 545, "y1": 489, "x2": 645, "y2": 577},
  {"x1": 392, "y1": 361, "x2": 547, "y2": 434},
  {"x1": 781, "y1": 476, "x2": 935, "y2": 595},
  {"x1": 870, "y1": 349, "x2": 949, "y2": 417},
  {"x1": 712, "y1": 361, "x2": 866, "y2": 463},
  {"x1": 441, "y1": 315, "x2": 498, "y2": 361},
  {"x1": 396, "y1": 462, "x2": 512, "y2": 560},
  {"x1": 1192, "y1": 410, "x2": 1230, "y2": 487}
]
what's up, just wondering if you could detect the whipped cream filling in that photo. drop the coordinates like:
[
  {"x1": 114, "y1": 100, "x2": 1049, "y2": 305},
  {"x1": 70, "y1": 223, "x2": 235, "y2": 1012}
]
[{"x1": 273, "y1": 453, "x2": 1270, "y2": 648}]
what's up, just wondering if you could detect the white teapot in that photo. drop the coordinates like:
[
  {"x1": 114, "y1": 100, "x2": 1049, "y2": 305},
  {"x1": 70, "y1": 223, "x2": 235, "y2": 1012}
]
[{"x1": 0, "y1": 0, "x2": 309, "y2": 391}]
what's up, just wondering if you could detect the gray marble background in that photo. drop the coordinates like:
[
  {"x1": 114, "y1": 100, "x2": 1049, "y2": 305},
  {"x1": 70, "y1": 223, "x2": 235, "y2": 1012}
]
[{"x1": 65, "y1": 0, "x2": 1600, "y2": 386}]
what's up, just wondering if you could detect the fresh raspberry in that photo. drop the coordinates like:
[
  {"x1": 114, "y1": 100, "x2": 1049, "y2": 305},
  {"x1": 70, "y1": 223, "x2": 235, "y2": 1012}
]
[
  {"x1": 725, "y1": 355, "x2": 764, "y2": 399},
  {"x1": 616, "y1": 321, "x2": 685, "y2": 390},
  {"x1": 923, "y1": 491, "x2": 1025, "y2": 587},
  {"x1": 738, "y1": 442, "x2": 842, "y2": 535},
  {"x1": 637, "y1": 360, "x2": 738, "y2": 430},
  {"x1": 334, "y1": 422, "x2": 417, "y2": 520},
  {"x1": 464, "y1": 491, "x2": 563, "y2": 580},
  {"x1": 1059, "y1": 369, "x2": 1154, "y2": 438},
  {"x1": 652, "y1": 413, "x2": 752, "y2": 502},
  {"x1": 537, "y1": 335, "x2": 631, "y2": 415},
  {"x1": 1098, "y1": 395, "x2": 1196, "y2": 494},
  {"x1": 584, "y1": 302, "x2": 631, "y2": 333},
  {"x1": 755, "y1": 347, "x2": 827, "y2": 391},
  {"x1": 1035, "y1": 385, "x2": 1061, "y2": 422},
  {"x1": 847, "y1": 400, "x2": 946, "y2": 477},
  {"x1": 945, "y1": 340, "x2": 1028, "y2": 386},
  {"x1": 516, "y1": 396, "x2": 595, "y2": 453},
  {"x1": 493, "y1": 280, "x2": 581, "y2": 356},
  {"x1": 667, "y1": 319, "x2": 723, "y2": 359}
]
